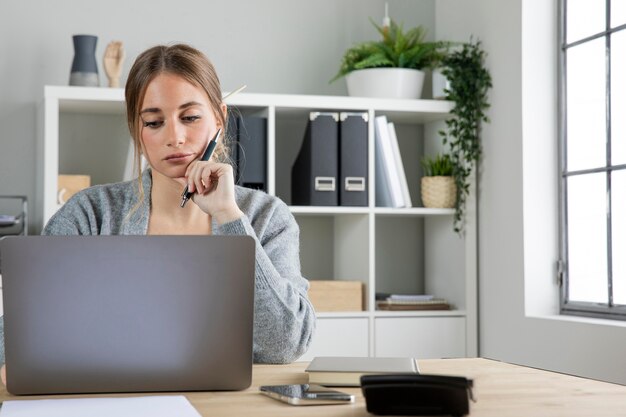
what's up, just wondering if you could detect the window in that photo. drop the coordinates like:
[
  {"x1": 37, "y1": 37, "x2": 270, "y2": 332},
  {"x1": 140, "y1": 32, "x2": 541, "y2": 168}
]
[{"x1": 560, "y1": 0, "x2": 626, "y2": 318}]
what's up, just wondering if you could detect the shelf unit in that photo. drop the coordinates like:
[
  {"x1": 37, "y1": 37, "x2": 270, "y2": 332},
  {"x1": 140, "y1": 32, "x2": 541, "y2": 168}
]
[{"x1": 38, "y1": 85, "x2": 477, "y2": 360}]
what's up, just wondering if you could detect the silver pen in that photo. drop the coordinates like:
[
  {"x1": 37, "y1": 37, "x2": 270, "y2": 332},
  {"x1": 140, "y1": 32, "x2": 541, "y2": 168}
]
[{"x1": 180, "y1": 128, "x2": 222, "y2": 208}]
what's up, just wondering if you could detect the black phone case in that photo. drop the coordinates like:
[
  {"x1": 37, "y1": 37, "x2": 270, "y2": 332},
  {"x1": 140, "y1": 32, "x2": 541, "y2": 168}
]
[{"x1": 360, "y1": 374, "x2": 474, "y2": 416}]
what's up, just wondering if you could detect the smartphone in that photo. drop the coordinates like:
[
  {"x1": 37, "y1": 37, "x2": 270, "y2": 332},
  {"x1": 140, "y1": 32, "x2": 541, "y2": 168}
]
[{"x1": 259, "y1": 384, "x2": 355, "y2": 405}]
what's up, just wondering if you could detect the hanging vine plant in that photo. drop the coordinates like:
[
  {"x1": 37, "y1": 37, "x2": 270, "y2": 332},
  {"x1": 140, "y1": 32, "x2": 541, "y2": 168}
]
[{"x1": 438, "y1": 39, "x2": 492, "y2": 234}]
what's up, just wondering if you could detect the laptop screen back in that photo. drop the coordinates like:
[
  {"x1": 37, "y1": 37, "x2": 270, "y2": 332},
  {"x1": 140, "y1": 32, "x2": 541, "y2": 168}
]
[{"x1": 0, "y1": 235, "x2": 255, "y2": 395}]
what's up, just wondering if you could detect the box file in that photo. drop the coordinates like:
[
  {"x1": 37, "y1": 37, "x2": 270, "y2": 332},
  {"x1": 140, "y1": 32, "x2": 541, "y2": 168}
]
[
  {"x1": 291, "y1": 112, "x2": 339, "y2": 206},
  {"x1": 237, "y1": 115, "x2": 267, "y2": 191},
  {"x1": 339, "y1": 112, "x2": 368, "y2": 206},
  {"x1": 226, "y1": 110, "x2": 240, "y2": 177}
]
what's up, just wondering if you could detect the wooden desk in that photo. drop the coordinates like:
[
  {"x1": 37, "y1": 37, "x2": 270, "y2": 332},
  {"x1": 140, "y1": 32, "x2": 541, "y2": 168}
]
[{"x1": 2, "y1": 358, "x2": 626, "y2": 416}]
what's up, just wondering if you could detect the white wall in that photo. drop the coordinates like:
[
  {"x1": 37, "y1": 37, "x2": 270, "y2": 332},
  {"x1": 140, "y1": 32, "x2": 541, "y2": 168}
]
[
  {"x1": 437, "y1": 0, "x2": 626, "y2": 384},
  {"x1": 0, "y1": 0, "x2": 436, "y2": 232}
]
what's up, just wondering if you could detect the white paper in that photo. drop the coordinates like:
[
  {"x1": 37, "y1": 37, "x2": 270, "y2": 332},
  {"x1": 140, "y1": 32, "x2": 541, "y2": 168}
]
[{"x1": 0, "y1": 395, "x2": 201, "y2": 417}]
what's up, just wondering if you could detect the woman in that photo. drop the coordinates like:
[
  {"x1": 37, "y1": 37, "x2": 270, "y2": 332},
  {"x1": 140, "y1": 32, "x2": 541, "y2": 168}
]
[{"x1": 0, "y1": 44, "x2": 315, "y2": 371}]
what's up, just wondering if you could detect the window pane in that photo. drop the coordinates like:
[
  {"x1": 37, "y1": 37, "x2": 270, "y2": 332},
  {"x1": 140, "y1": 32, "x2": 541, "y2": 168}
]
[
  {"x1": 611, "y1": 31, "x2": 626, "y2": 165},
  {"x1": 567, "y1": 173, "x2": 608, "y2": 303},
  {"x1": 612, "y1": 0, "x2": 626, "y2": 27},
  {"x1": 567, "y1": 0, "x2": 606, "y2": 43},
  {"x1": 566, "y1": 39, "x2": 607, "y2": 171},
  {"x1": 613, "y1": 170, "x2": 626, "y2": 304}
]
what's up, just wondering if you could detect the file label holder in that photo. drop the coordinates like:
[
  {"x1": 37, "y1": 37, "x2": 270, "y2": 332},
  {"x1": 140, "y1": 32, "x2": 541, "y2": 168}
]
[
  {"x1": 345, "y1": 177, "x2": 365, "y2": 192},
  {"x1": 315, "y1": 177, "x2": 336, "y2": 192}
]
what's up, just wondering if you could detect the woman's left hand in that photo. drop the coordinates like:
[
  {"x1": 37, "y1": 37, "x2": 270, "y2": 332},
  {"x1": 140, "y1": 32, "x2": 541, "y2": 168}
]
[{"x1": 184, "y1": 161, "x2": 244, "y2": 224}]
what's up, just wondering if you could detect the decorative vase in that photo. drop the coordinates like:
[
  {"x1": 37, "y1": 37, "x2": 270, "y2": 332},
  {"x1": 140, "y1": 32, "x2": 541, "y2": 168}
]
[
  {"x1": 421, "y1": 176, "x2": 457, "y2": 208},
  {"x1": 69, "y1": 35, "x2": 99, "y2": 87},
  {"x1": 345, "y1": 68, "x2": 425, "y2": 99}
]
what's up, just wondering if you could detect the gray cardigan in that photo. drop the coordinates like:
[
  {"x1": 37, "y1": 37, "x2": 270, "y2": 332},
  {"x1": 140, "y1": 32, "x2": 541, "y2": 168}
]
[{"x1": 0, "y1": 170, "x2": 315, "y2": 364}]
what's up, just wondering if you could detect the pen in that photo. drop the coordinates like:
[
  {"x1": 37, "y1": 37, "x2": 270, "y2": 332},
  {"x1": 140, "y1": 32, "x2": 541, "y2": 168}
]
[
  {"x1": 180, "y1": 128, "x2": 222, "y2": 208},
  {"x1": 222, "y1": 84, "x2": 247, "y2": 101}
]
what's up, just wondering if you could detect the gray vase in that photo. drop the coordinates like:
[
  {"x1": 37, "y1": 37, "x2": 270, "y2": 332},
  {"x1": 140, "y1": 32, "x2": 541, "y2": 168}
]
[{"x1": 69, "y1": 35, "x2": 99, "y2": 87}]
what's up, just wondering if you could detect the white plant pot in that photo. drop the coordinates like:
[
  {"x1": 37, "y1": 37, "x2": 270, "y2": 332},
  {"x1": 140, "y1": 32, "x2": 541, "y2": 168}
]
[
  {"x1": 345, "y1": 68, "x2": 425, "y2": 99},
  {"x1": 432, "y1": 69, "x2": 451, "y2": 100}
]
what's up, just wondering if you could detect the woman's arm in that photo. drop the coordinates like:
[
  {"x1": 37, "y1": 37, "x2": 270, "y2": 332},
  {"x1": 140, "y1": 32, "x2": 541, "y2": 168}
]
[{"x1": 214, "y1": 195, "x2": 316, "y2": 363}]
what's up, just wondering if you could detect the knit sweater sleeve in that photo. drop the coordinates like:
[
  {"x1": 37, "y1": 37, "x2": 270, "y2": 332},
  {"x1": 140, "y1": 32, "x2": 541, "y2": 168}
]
[{"x1": 214, "y1": 191, "x2": 316, "y2": 364}]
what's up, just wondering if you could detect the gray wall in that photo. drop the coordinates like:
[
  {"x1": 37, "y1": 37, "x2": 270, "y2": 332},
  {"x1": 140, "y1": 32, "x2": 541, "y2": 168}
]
[
  {"x1": 0, "y1": 0, "x2": 436, "y2": 232},
  {"x1": 437, "y1": 0, "x2": 626, "y2": 384}
]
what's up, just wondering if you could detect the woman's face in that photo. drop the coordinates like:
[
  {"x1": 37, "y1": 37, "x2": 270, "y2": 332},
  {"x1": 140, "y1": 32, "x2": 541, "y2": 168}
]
[{"x1": 139, "y1": 72, "x2": 220, "y2": 182}]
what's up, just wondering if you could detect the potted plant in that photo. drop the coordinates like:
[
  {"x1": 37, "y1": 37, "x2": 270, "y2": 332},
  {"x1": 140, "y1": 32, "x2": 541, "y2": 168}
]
[
  {"x1": 437, "y1": 39, "x2": 492, "y2": 233},
  {"x1": 331, "y1": 18, "x2": 449, "y2": 99},
  {"x1": 420, "y1": 153, "x2": 457, "y2": 209}
]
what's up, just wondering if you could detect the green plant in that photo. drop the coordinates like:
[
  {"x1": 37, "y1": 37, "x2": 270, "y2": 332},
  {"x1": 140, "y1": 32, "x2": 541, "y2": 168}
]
[
  {"x1": 421, "y1": 153, "x2": 454, "y2": 177},
  {"x1": 438, "y1": 39, "x2": 492, "y2": 234},
  {"x1": 331, "y1": 18, "x2": 450, "y2": 82}
]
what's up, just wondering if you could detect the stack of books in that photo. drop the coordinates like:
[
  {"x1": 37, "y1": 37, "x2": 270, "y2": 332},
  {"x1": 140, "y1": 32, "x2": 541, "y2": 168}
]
[{"x1": 376, "y1": 294, "x2": 451, "y2": 311}]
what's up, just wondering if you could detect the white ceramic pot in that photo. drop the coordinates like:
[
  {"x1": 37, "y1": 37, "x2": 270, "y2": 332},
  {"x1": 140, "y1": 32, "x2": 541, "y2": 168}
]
[
  {"x1": 345, "y1": 68, "x2": 425, "y2": 99},
  {"x1": 432, "y1": 69, "x2": 451, "y2": 100}
]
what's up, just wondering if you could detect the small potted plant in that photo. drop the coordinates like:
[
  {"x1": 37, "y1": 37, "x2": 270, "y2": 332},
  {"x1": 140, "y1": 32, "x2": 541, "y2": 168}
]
[
  {"x1": 331, "y1": 17, "x2": 449, "y2": 99},
  {"x1": 420, "y1": 153, "x2": 457, "y2": 209}
]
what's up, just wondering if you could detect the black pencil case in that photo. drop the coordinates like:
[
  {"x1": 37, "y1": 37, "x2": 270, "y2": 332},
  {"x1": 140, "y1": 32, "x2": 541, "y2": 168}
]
[{"x1": 360, "y1": 373, "x2": 475, "y2": 416}]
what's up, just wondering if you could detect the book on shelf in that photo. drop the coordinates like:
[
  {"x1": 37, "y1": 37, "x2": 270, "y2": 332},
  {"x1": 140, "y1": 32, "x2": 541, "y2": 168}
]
[
  {"x1": 374, "y1": 115, "x2": 406, "y2": 208},
  {"x1": 375, "y1": 293, "x2": 437, "y2": 301},
  {"x1": 305, "y1": 357, "x2": 419, "y2": 387},
  {"x1": 387, "y1": 121, "x2": 412, "y2": 207},
  {"x1": 375, "y1": 293, "x2": 451, "y2": 311},
  {"x1": 376, "y1": 299, "x2": 451, "y2": 311},
  {"x1": 388, "y1": 294, "x2": 436, "y2": 302}
]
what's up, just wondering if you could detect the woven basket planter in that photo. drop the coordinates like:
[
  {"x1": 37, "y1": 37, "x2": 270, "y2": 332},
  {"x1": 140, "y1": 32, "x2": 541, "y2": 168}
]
[{"x1": 421, "y1": 176, "x2": 457, "y2": 208}]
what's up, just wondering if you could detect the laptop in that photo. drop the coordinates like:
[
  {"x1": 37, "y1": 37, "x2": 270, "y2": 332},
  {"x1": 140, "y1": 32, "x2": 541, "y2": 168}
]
[{"x1": 0, "y1": 235, "x2": 255, "y2": 395}]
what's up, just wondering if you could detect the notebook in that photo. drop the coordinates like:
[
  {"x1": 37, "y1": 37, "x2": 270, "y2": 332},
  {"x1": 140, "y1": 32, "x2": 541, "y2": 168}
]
[
  {"x1": 305, "y1": 356, "x2": 419, "y2": 386},
  {"x1": 0, "y1": 235, "x2": 256, "y2": 395}
]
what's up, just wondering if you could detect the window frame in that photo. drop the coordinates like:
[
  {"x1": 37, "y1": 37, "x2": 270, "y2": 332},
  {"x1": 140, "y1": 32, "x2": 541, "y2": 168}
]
[{"x1": 559, "y1": 0, "x2": 626, "y2": 319}]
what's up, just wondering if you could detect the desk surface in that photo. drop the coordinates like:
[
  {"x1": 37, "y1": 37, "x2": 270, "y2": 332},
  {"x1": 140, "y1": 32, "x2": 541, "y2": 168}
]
[{"x1": 2, "y1": 358, "x2": 626, "y2": 416}]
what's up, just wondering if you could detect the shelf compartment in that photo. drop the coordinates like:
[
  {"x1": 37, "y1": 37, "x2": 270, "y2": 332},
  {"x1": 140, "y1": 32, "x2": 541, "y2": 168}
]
[
  {"x1": 299, "y1": 317, "x2": 369, "y2": 361},
  {"x1": 374, "y1": 216, "x2": 425, "y2": 296},
  {"x1": 58, "y1": 112, "x2": 131, "y2": 187},
  {"x1": 374, "y1": 316, "x2": 466, "y2": 359},
  {"x1": 296, "y1": 213, "x2": 370, "y2": 310}
]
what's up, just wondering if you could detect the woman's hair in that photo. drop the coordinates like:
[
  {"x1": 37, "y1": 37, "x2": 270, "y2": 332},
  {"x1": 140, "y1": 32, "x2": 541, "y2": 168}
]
[{"x1": 124, "y1": 43, "x2": 231, "y2": 206}]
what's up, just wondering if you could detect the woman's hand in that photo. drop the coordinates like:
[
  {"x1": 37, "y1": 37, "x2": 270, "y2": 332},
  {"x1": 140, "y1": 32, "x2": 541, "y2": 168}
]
[{"x1": 183, "y1": 161, "x2": 243, "y2": 224}]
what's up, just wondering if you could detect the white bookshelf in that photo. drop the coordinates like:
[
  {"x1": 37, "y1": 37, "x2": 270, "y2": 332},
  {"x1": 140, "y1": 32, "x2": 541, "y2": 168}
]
[{"x1": 38, "y1": 85, "x2": 477, "y2": 360}]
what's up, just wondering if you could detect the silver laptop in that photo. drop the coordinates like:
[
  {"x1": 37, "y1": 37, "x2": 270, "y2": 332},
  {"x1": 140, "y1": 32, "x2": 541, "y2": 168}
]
[{"x1": 0, "y1": 235, "x2": 255, "y2": 395}]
